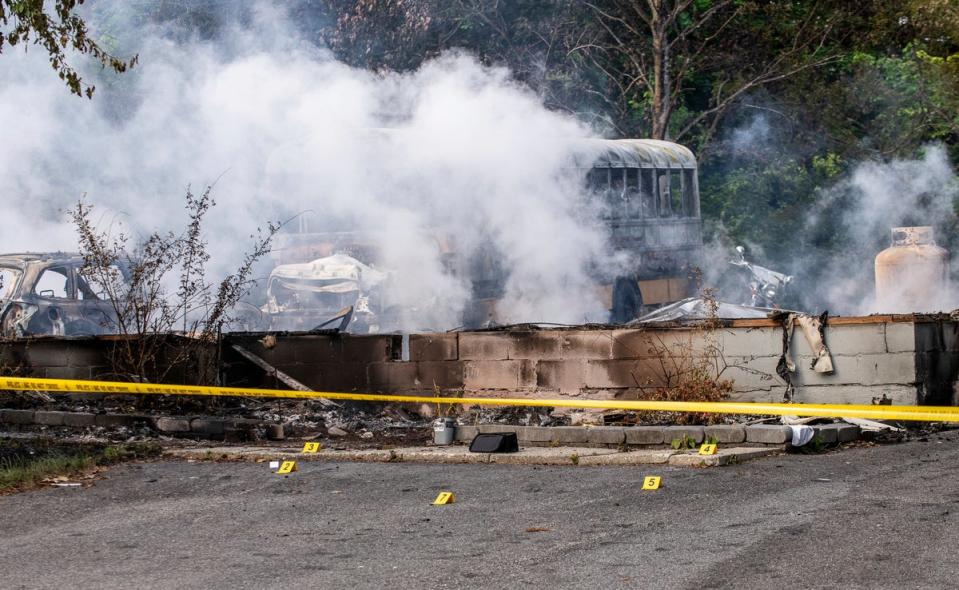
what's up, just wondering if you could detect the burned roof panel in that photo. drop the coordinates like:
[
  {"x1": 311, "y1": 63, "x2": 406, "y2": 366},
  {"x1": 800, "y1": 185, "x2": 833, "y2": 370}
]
[{"x1": 570, "y1": 139, "x2": 697, "y2": 170}]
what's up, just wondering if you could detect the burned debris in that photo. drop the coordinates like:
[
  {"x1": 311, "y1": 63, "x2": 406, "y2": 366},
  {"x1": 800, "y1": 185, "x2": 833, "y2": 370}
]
[{"x1": 262, "y1": 253, "x2": 389, "y2": 333}]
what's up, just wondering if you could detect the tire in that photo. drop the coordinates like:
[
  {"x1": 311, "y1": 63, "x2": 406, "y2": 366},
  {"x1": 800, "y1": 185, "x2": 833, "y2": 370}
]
[{"x1": 610, "y1": 277, "x2": 643, "y2": 324}]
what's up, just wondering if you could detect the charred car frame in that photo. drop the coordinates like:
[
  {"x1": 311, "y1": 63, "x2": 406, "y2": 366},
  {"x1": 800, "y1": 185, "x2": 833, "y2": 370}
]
[{"x1": 0, "y1": 253, "x2": 127, "y2": 338}]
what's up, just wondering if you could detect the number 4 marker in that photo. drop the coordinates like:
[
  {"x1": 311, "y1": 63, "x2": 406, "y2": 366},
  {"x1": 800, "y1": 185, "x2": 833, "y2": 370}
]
[{"x1": 699, "y1": 443, "x2": 718, "y2": 455}]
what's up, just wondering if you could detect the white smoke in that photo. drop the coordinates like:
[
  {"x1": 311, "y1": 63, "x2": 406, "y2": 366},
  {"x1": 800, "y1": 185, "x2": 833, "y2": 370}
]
[
  {"x1": 0, "y1": 4, "x2": 617, "y2": 330},
  {"x1": 805, "y1": 145, "x2": 958, "y2": 314}
]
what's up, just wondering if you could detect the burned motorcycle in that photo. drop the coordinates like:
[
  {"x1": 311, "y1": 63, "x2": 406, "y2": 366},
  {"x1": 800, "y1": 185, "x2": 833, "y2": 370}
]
[{"x1": 728, "y1": 246, "x2": 793, "y2": 308}]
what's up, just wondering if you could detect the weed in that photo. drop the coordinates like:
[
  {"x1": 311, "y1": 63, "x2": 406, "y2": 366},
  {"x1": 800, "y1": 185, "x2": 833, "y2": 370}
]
[
  {"x1": 670, "y1": 434, "x2": 697, "y2": 450},
  {"x1": 797, "y1": 438, "x2": 827, "y2": 454},
  {"x1": 70, "y1": 188, "x2": 279, "y2": 389},
  {"x1": 0, "y1": 454, "x2": 94, "y2": 491},
  {"x1": 0, "y1": 440, "x2": 162, "y2": 493},
  {"x1": 570, "y1": 453, "x2": 580, "y2": 465}
]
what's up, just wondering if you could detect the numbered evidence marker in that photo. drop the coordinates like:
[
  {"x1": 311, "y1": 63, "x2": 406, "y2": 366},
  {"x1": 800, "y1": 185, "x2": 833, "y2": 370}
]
[
  {"x1": 277, "y1": 461, "x2": 298, "y2": 474},
  {"x1": 432, "y1": 491, "x2": 456, "y2": 505},
  {"x1": 699, "y1": 443, "x2": 718, "y2": 455},
  {"x1": 642, "y1": 476, "x2": 661, "y2": 491},
  {"x1": 302, "y1": 442, "x2": 321, "y2": 453}
]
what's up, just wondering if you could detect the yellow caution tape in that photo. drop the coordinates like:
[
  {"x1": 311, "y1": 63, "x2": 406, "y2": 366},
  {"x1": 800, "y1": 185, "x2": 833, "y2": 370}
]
[{"x1": 1, "y1": 375, "x2": 957, "y2": 422}]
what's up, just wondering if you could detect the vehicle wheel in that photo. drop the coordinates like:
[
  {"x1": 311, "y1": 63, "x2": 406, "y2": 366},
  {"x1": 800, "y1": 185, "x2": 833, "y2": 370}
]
[
  {"x1": 0, "y1": 304, "x2": 23, "y2": 338},
  {"x1": 610, "y1": 277, "x2": 643, "y2": 324}
]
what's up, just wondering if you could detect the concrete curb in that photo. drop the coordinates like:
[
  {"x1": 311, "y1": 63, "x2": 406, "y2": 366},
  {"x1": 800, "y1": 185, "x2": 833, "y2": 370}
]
[
  {"x1": 163, "y1": 444, "x2": 784, "y2": 468},
  {"x1": 0, "y1": 409, "x2": 864, "y2": 450},
  {"x1": 0, "y1": 409, "x2": 267, "y2": 439}
]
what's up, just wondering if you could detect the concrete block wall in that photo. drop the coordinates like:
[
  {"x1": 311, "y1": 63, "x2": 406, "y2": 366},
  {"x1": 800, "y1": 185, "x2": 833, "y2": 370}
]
[
  {"x1": 222, "y1": 316, "x2": 958, "y2": 407},
  {"x1": 1, "y1": 316, "x2": 951, "y2": 408},
  {"x1": 0, "y1": 335, "x2": 205, "y2": 385}
]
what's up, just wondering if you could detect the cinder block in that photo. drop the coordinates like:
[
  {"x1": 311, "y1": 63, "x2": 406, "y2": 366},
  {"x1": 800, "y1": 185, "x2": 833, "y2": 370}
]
[
  {"x1": 610, "y1": 329, "x2": 658, "y2": 359},
  {"x1": 812, "y1": 425, "x2": 838, "y2": 444},
  {"x1": 477, "y1": 424, "x2": 519, "y2": 434},
  {"x1": 548, "y1": 426, "x2": 589, "y2": 444},
  {"x1": 535, "y1": 360, "x2": 587, "y2": 393},
  {"x1": 368, "y1": 362, "x2": 418, "y2": 391},
  {"x1": 831, "y1": 423, "x2": 861, "y2": 443},
  {"x1": 464, "y1": 361, "x2": 522, "y2": 390},
  {"x1": 415, "y1": 361, "x2": 464, "y2": 389},
  {"x1": 584, "y1": 359, "x2": 652, "y2": 388},
  {"x1": 746, "y1": 424, "x2": 792, "y2": 444},
  {"x1": 455, "y1": 425, "x2": 479, "y2": 442},
  {"x1": 713, "y1": 328, "x2": 783, "y2": 358},
  {"x1": 409, "y1": 333, "x2": 458, "y2": 361},
  {"x1": 811, "y1": 323, "x2": 887, "y2": 355},
  {"x1": 62, "y1": 413, "x2": 97, "y2": 428},
  {"x1": 34, "y1": 411, "x2": 69, "y2": 426},
  {"x1": 459, "y1": 333, "x2": 510, "y2": 360},
  {"x1": 191, "y1": 418, "x2": 225, "y2": 436},
  {"x1": 611, "y1": 329, "x2": 713, "y2": 359},
  {"x1": 862, "y1": 353, "x2": 916, "y2": 386},
  {"x1": 704, "y1": 424, "x2": 746, "y2": 444},
  {"x1": 284, "y1": 362, "x2": 368, "y2": 392},
  {"x1": 809, "y1": 423, "x2": 860, "y2": 443},
  {"x1": 624, "y1": 426, "x2": 665, "y2": 445},
  {"x1": 0, "y1": 409, "x2": 35, "y2": 424},
  {"x1": 886, "y1": 322, "x2": 917, "y2": 353},
  {"x1": 225, "y1": 418, "x2": 264, "y2": 428},
  {"x1": 518, "y1": 427, "x2": 553, "y2": 443},
  {"x1": 560, "y1": 331, "x2": 613, "y2": 359},
  {"x1": 508, "y1": 332, "x2": 563, "y2": 360},
  {"x1": 95, "y1": 414, "x2": 145, "y2": 427},
  {"x1": 587, "y1": 426, "x2": 626, "y2": 445},
  {"x1": 664, "y1": 426, "x2": 704, "y2": 445},
  {"x1": 340, "y1": 334, "x2": 397, "y2": 362},
  {"x1": 153, "y1": 417, "x2": 191, "y2": 433},
  {"x1": 22, "y1": 344, "x2": 70, "y2": 367}
]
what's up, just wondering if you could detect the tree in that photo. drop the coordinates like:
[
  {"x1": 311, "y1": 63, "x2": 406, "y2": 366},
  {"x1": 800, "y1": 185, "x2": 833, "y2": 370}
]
[
  {"x1": 0, "y1": 0, "x2": 136, "y2": 97},
  {"x1": 579, "y1": 1, "x2": 843, "y2": 148}
]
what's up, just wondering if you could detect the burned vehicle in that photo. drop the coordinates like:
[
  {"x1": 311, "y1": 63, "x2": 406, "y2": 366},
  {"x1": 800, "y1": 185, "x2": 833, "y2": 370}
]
[
  {"x1": 0, "y1": 253, "x2": 125, "y2": 337},
  {"x1": 728, "y1": 246, "x2": 793, "y2": 308},
  {"x1": 266, "y1": 135, "x2": 704, "y2": 328},
  {"x1": 261, "y1": 253, "x2": 390, "y2": 332}
]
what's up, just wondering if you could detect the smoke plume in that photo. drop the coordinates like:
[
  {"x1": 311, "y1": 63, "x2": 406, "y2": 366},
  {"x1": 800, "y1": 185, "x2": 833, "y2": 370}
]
[{"x1": 0, "y1": 3, "x2": 616, "y2": 330}]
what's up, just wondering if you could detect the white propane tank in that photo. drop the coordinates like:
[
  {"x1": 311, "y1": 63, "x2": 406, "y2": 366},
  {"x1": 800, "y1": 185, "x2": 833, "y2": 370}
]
[{"x1": 874, "y1": 226, "x2": 948, "y2": 313}]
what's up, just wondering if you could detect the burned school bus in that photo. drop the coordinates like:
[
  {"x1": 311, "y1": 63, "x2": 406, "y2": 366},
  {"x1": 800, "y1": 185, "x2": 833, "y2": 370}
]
[
  {"x1": 266, "y1": 138, "x2": 703, "y2": 330},
  {"x1": 575, "y1": 139, "x2": 703, "y2": 322}
]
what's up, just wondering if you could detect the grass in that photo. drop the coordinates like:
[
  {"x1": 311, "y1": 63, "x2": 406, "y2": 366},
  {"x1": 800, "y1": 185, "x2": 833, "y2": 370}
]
[
  {"x1": 0, "y1": 440, "x2": 161, "y2": 493},
  {"x1": 0, "y1": 455, "x2": 95, "y2": 491}
]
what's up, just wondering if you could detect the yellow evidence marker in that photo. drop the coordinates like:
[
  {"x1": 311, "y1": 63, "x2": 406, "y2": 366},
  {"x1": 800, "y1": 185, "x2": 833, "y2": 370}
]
[
  {"x1": 277, "y1": 461, "x2": 298, "y2": 474},
  {"x1": 642, "y1": 476, "x2": 661, "y2": 491},
  {"x1": 699, "y1": 443, "x2": 718, "y2": 455},
  {"x1": 432, "y1": 492, "x2": 456, "y2": 505},
  {"x1": 302, "y1": 442, "x2": 321, "y2": 453}
]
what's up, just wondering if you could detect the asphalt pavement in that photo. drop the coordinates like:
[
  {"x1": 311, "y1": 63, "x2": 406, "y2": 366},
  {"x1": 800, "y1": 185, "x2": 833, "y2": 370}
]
[{"x1": 2, "y1": 433, "x2": 959, "y2": 589}]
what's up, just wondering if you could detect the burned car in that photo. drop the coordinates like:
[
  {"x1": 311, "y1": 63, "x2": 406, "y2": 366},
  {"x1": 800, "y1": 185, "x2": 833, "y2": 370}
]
[
  {"x1": 262, "y1": 253, "x2": 389, "y2": 332},
  {"x1": 0, "y1": 253, "x2": 124, "y2": 337}
]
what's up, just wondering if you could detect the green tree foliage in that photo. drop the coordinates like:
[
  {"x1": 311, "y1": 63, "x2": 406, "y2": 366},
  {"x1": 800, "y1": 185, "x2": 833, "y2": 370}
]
[{"x1": 0, "y1": 0, "x2": 136, "y2": 97}]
